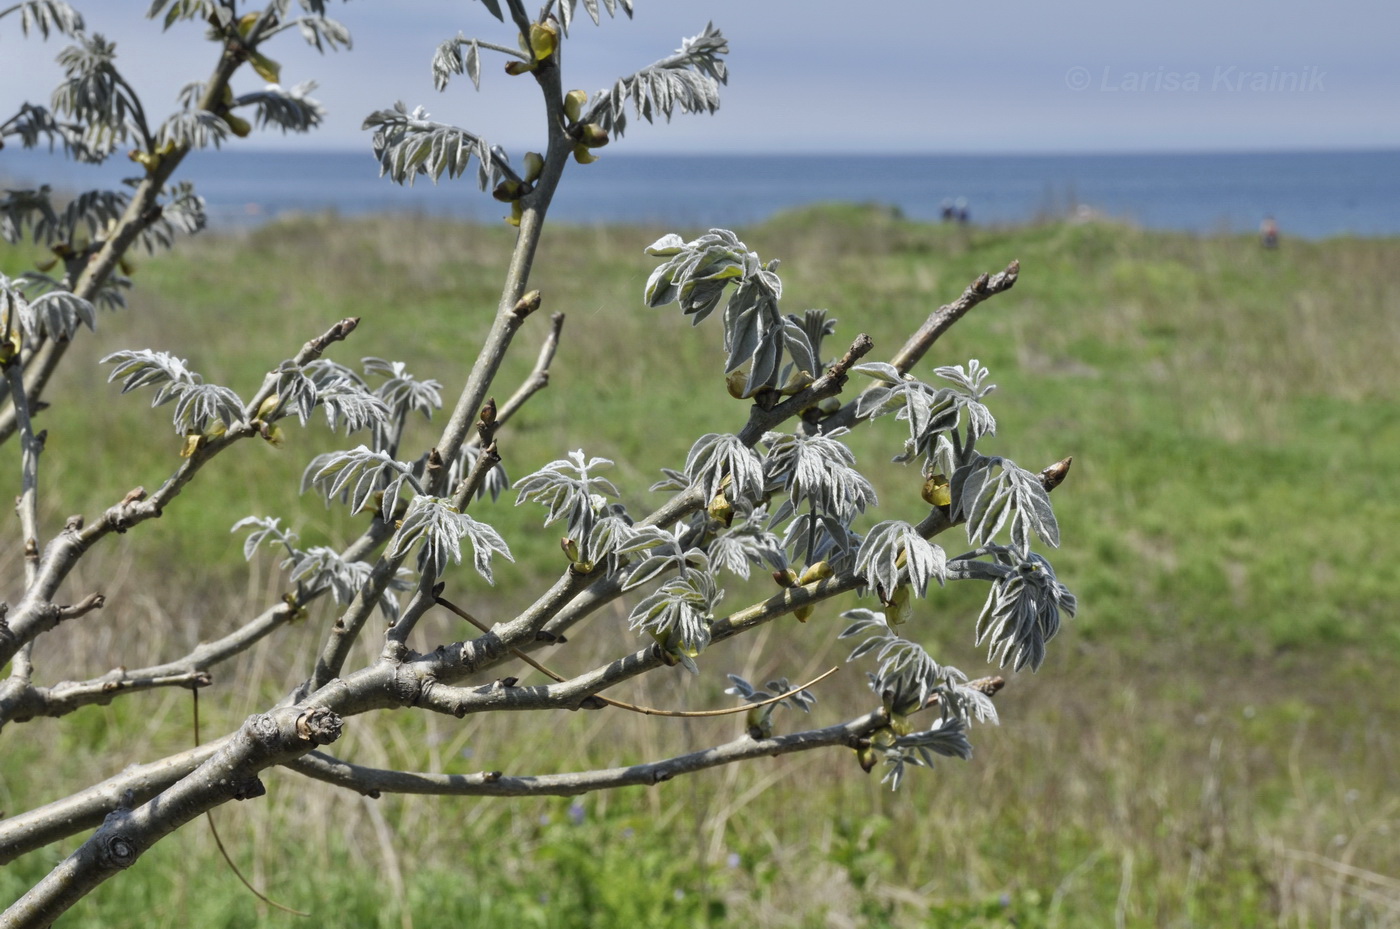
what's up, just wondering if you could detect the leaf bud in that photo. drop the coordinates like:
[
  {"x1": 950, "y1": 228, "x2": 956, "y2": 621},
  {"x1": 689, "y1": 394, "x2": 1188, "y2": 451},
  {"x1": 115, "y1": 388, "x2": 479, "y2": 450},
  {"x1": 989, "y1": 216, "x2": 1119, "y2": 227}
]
[
  {"x1": 856, "y1": 744, "x2": 878, "y2": 773},
  {"x1": 505, "y1": 59, "x2": 537, "y2": 76},
  {"x1": 492, "y1": 178, "x2": 525, "y2": 202},
  {"x1": 772, "y1": 569, "x2": 799, "y2": 589},
  {"x1": 576, "y1": 123, "x2": 609, "y2": 148},
  {"x1": 255, "y1": 394, "x2": 281, "y2": 421},
  {"x1": 921, "y1": 472, "x2": 952, "y2": 507},
  {"x1": 560, "y1": 536, "x2": 580, "y2": 563},
  {"x1": 707, "y1": 489, "x2": 734, "y2": 527},
  {"x1": 1040, "y1": 455, "x2": 1073, "y2": 492},
  {"x1": 780, "y1": 368, "x2": 814, "y2": 395},
  {"x1": 128, "y1": 149, "x2": 162, "y2": 173},
  {"x1": 571, "y1": 143, "x2": 597, "y2": 165},
  {"x1": 180, "y1": 433, "x2": 205, "y2": 458},
  {"x1": 221, "y1": 112, "x2": 253, "y2": 138},
  {"x1": 797, "y1": 561, "x2": 832, "y2": 586},
  {"x1": 881, "y1": 583, "x2": 913, "y2": 627},
  {"x1": 505, "y1": 201, "x2": 524, "y2": 226},
  {"x1": 522, "y1": 151, "x2": 545, "y2": 184},
  {"x1": 246, "y1": 49, "x2": 281, "y2": 84},
  {"x1": 528, "y1": 21, "x2": 558, "y2": 61},
  {"x1": 563, "y1": 89, "x2": 588, "y2": 124},
  {"x1": 870, "y1": 727, "x2": 898, "y2": 749}
]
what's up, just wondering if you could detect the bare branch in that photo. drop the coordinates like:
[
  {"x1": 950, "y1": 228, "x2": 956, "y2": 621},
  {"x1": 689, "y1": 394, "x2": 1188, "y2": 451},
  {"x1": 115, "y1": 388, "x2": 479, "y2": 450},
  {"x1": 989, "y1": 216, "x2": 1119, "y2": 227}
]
[
  {"x1": 494, "y1": 310, "x2": 564, "y2": 427},
  {"x1": 820, "y1": 263, "x2": 1019, "y2": 433},
  {"x1": 0, "y1": 596, "x2": 300, "y2": 728},
  {"x1": 890, "y1": 261, "x2": 1019, "y2": 375},
  {"x1": 6, "y1": 705, "x2": 341, "y2": 925},
  {"x1": 0, "y1": 741, "x2": 225, "y2": 865},
  {"x1": 0, "y1": 670, "x2": 210, "y2": 728},
  {"x1": 287, "y1": 708, "x2": 887, "y2": 798}
]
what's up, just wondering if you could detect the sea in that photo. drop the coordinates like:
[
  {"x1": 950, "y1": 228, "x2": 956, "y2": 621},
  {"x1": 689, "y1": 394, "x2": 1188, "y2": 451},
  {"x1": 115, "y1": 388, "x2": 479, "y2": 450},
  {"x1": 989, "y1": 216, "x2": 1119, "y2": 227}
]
[{"x1": 3, "y1": 147, "x2": 1397, "y2": 240}]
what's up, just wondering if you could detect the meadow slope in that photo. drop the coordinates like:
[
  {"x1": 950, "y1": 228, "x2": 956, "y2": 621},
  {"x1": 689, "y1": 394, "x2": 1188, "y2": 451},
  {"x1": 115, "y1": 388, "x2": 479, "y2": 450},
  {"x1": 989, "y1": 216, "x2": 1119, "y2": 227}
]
[{"x1": 2, "y1": 208, "x2": 1397, "y2": 927}]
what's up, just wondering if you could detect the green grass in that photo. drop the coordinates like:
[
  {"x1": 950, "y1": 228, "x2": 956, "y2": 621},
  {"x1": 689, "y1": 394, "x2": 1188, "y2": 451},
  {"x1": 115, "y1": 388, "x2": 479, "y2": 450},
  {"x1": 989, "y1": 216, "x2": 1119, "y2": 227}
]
[{"x1": 3, "y1": 207, "x2": 1399, "y2": 926}]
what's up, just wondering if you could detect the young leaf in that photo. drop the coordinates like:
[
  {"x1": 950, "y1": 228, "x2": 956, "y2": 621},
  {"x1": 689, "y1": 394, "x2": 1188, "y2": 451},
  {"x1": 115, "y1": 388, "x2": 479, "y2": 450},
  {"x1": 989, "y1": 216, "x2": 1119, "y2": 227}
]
[
  {"x1": 303, "y1": 445, "x2": 420, "y2": 519},
  {"x1": 387, "y1": 495, "x2": 512, "y2": 585}
]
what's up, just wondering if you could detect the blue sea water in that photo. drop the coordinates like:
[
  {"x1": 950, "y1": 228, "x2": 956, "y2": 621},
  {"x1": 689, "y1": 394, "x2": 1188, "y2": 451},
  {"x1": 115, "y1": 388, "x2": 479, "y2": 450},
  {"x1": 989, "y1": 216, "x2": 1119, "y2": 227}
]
[{"x1": 3, "y1": 147, "x2": 1397, "y2": 240}]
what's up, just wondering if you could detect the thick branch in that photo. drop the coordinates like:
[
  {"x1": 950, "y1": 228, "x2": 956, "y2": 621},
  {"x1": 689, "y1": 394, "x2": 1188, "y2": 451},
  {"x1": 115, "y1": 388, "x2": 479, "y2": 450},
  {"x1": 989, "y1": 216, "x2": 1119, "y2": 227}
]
[
  {"x1": 4, "y1": 705, "x2": 341, "y2": 927},
  {"x1": 0, "y1": 742, "x2": 224, "y2": 866}
]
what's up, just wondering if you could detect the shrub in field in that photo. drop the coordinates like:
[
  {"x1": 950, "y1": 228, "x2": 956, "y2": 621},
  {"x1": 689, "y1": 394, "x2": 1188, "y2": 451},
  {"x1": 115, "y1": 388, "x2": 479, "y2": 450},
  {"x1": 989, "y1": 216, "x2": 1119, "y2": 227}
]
[{"x1": 0, "y1": 1, "x2": 1075, "y2": 923}]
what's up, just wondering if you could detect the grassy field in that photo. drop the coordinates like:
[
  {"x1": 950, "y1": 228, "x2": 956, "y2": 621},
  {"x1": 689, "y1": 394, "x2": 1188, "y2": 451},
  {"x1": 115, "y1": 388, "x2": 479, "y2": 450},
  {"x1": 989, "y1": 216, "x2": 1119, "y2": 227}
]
[{"x1": 2, "y1": 207, "x2": 1398, "y2": 927}]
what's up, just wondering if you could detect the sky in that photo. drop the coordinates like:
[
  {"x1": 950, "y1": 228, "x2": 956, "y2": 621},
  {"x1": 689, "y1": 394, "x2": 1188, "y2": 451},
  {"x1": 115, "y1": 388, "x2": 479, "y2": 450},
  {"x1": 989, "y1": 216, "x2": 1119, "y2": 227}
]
[{"x1": 2, "y1": 0, "x2": 1398, "y2": 155}]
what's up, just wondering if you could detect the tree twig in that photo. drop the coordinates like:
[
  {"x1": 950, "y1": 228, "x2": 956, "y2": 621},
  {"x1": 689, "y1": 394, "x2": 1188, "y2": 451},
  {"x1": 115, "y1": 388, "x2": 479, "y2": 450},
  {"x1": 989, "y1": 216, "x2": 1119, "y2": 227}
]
[{"x1": 286, "y1": 708, "x2": 890, "y2": 799}]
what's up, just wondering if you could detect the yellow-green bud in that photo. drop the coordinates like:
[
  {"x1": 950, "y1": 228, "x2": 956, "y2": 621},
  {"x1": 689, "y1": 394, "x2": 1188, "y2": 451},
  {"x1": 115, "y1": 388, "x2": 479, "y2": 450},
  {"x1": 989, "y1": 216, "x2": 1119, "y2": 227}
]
[
  {"x1": 576, "y1": 123, "x2": 609, "y2": 148},
  {"x1": 564, "y1": 90, "x2": 588, "y2": 124},
  {"x1": 492, "y1": 178, "x2": 525, "y2": 202},
  {"x1": 256, "y1": 394, "x2": 281, "y2": 421},
  {"x1": 707, "y1": 488, "x2": 734, "y2": 527},
  {"x1": 921, "y1": 472, "x2": 952, "y2": 507},
  {"x1": 222, "y1": 112, "x2": 252, "y2": 138},
  {"x1": 247, "y1": 49, "x2": 281, "y2": 83},
  {"x1": 780, "y1": 368, "x2": 814, "y2": 395},
  {"x1": 882, "y1": 583, "x2": 913, "y2": 626},
  {"x1": 528, "y1": 21, "x2": 558, "y2": 60}
]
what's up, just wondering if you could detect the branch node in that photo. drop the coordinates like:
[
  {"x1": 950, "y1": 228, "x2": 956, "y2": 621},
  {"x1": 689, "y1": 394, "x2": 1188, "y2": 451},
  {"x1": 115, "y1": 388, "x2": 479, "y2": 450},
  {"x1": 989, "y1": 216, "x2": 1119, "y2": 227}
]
[
  {"x1": 295, "y1": 707, "x2": 343, "y2": 745},
  {"x1": 231, "y1": 776, "x2": 266, "y2": 801},
  {"x1": 102, "y1": 835, "x2": 138, "y2": 869}
]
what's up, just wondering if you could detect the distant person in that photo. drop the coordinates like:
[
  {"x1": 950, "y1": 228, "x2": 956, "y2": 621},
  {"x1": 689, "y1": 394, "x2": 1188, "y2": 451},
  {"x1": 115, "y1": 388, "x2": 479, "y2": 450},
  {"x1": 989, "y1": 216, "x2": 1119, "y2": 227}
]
[
  {"x1": 955, "y1": 197, "x2": 970, "y2": 226},
  {"x1": 1259, "y1": 215, "x2": 1279, "y2": 249},
  {"x1": 940, "y1": 198, "x2": 955, "y2": 222}
]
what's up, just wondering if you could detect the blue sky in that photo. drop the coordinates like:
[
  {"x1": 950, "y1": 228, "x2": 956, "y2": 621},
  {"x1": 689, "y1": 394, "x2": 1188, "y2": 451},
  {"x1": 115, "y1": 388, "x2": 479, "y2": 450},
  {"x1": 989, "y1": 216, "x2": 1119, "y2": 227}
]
[{"x1": 2, "y1": 0, "x2": 1397, "y2": 154}]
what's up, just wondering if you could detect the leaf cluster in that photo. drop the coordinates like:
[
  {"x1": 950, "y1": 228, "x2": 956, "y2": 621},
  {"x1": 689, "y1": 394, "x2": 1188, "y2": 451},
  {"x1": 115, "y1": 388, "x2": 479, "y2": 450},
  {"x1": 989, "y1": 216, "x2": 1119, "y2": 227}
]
[
  {"x1": 645, "y1": 229, "x2": 816, "y2": 398},
  {"x1": 582, "y1": 22, "x2": 726, "y2": 140}
]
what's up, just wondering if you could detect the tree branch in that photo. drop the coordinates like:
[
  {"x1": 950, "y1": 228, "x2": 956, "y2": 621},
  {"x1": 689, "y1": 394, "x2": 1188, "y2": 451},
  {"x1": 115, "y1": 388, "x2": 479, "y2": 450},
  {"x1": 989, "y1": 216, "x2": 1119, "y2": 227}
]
[
  {"x1": 0, "y1": 671, "x2": 210, "y2": 729},
  {"x1": 0, "y1": 741, "x2": 225, "y2": 865},
  {"x1": 820, "y1": 262, "x2": 1020, "y2": 433},
  {"x1": 286, "y1": 708, "x2": 888, "y2": 799},
  {"x1": 0, "y1": 36, "x2": 253, "y2": 445},
  {"x1": 4, "y1": 705, "x2": 341, "y2": 927},
  {"x1": 0, "y1": 596, "x2": 299, "y2": 728}
]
